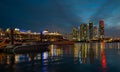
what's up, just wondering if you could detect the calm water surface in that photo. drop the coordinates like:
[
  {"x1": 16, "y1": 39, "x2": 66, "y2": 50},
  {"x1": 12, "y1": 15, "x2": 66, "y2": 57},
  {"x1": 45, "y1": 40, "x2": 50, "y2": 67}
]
[{"x1": 0, "y1": 42, "x2": 120, "y2": 72}]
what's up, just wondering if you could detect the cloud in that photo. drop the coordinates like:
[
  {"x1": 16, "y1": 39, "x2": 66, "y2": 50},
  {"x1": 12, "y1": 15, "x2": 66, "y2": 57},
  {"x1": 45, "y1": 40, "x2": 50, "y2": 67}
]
[
  {"x1": 90, "y1": 0, "x2": 120, "y2": 24},
  {"x1": 0, "y1": 0, "x2": 120, "y2": 36},
  {"x1": 105, "y1": 26, "x2": 120, "y2": 37}
]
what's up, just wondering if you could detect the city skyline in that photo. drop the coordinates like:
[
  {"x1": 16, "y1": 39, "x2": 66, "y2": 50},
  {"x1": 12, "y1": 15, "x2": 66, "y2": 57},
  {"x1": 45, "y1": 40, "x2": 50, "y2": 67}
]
[{"x1": 0, "y1": 0, "x2": 120, "y2": 37}]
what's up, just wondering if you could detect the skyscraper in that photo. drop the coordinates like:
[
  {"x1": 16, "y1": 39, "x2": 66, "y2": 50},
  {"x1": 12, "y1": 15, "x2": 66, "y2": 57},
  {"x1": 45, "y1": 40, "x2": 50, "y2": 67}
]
[
  {"x1": 93, "y1": 26, "x2": 98, "y2": 39},
  {"x1": 72, "y1": 26, "x2": 78, "y2": 40},
  {"x1": 99, "y1": 20, "x2": 104, "y2": 38},
  {"x1": 80, "y1": 24, "x2": 88, "y2": 41},
  {"x1": 89, "y1": 22, "x2": 93, "y2": 40}
]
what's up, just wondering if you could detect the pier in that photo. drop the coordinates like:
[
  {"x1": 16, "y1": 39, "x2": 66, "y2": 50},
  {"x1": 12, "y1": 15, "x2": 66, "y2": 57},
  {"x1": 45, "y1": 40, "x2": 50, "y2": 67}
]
[{"x1": 1, "y1": 43, "x2": 50, "y2": 54}]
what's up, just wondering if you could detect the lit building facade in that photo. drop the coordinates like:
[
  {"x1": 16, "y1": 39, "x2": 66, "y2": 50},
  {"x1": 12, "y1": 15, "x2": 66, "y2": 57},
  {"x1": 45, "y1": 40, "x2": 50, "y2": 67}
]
[
  {"x1": 89, "y1": 22, "x2": 93, "y2": 40},
  {"x1": 93, "y1": 26, "x2": 98, "y2": 39},
  {"x1": 80, "y1": 24, "x2": 88, "y2": 41},
  {"x1": 99, "y1": 20, "x2": 104, "y2": 38},
  {"x1": 63, "y1": 33, "x2": 73, "y2": 41},
  {"x1": 72, "y1": 27, "x2": 79, "y2": 41},
  {"x1": 77, "y1": 27, "x2": 80, "y2": 41},
  {"x1": 42, "y1": 33, "x2": 63, "y2": 41},
  {"x1": 0, "y1": 28, "x2": 5, "y2": 39}
]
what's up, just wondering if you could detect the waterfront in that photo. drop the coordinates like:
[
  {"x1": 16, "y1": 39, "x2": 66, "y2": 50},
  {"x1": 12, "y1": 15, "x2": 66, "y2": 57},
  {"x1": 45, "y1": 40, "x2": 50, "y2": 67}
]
[{"x1": 0, "y1": 42, "x2": 120, "y2": 72}]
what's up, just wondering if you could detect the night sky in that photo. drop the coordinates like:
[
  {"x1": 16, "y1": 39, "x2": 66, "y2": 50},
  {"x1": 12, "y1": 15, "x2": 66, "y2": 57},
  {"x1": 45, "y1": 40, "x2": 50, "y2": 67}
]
[{"x1": 0, "y1": 0, "x2": 120, "y2": 37}]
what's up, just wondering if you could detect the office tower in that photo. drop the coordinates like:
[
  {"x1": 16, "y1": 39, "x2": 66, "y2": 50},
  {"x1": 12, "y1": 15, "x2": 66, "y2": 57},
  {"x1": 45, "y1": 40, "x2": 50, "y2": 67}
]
[
  {"x1": 93, "y1": 26, "x2": 98, "y2": 39},
  {"x1": 72, "y1": 26, "x2": 78, "y2": 40},
  {"x1": 99, "y1": 20, "x2": 104, "y2": 38},
  {"x1": 77, "y1": 26, "x2": 80, "y2": 41},
  {"x1": 89, "y1": 22, "x2": 93, "y2": 40},
  {"x1": 80, "y1": 24, "x2": 88, "y2": 41}
]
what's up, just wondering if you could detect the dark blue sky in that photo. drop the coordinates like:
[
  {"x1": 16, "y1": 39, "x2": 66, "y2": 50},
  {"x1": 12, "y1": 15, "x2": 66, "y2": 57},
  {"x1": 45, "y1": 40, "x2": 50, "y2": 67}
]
[{"x1": 0, "y1": 0, "x2": 120, "y2": 37}]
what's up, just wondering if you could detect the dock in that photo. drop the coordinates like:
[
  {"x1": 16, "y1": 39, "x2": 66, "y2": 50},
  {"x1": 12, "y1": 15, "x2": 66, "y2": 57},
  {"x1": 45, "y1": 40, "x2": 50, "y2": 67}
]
[{"x1": 1, "y1": 43, "x2": 50, "y2": 54}]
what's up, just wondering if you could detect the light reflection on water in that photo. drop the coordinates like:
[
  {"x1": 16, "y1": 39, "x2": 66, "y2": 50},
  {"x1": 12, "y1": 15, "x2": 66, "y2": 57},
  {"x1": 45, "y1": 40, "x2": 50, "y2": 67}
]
[{"x1": 0, "y1": 42, "x2": 120, "y2": 72}]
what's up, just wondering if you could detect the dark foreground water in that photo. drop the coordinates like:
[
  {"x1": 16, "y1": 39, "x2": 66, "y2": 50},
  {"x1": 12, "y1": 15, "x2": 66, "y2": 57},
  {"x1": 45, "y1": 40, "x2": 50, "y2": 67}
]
[{"x1": 0, "y1": 42, "x2": 120, "y2": 72}]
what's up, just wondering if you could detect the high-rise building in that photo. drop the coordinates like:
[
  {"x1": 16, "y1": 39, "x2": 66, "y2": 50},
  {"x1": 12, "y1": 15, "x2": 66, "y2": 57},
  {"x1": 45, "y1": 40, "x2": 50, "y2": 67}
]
[
  {"x1": 93, "y1": 26, "x2": 98, "y2": 39},
  {"x1": 80, "y1": 24, "x2": 88, "y2": 41},
  {"x1": 77, "y1": 26, "x2": 80, "y2": 41},
  {"x1": 89, "y1": 22, "x2": 93, "y2": 40},
  {"x1": 72, "y1": 26, "x2": 78, "y2": 40},
  {"x1": 99, "y1": 20, "x2": 104, "y2": 38}
]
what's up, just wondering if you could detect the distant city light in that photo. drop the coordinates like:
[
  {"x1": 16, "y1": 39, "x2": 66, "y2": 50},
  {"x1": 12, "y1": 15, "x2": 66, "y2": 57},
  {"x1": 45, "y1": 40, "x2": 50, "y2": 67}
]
[
  {"x1": 15, "y1": 28, "x2": 20, "y2": 31},
  {"x1": 42, "y1": 30, "x2": 48, "y2": 35}
]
